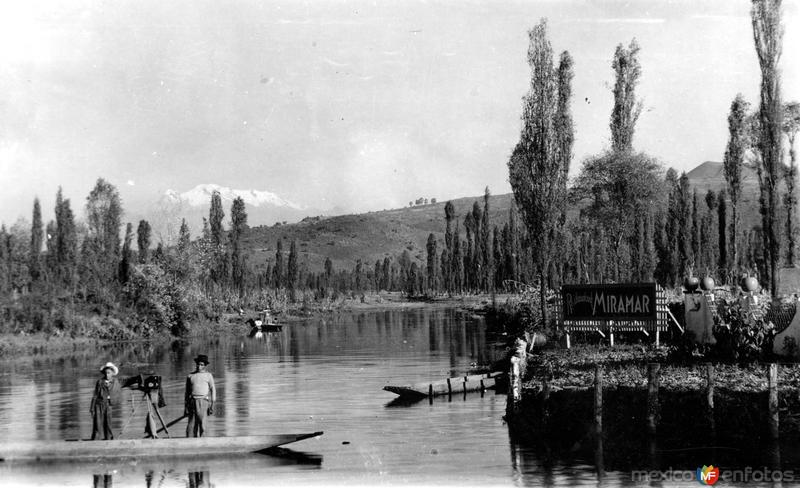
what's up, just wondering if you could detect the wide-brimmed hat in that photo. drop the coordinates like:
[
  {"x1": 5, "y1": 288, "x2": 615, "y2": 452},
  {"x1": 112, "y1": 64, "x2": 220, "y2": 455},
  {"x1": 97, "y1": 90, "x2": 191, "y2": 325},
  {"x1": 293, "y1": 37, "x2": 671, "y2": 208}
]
[
  {"x1": 99, "y1": 362, "x2": 118, "y2": 375},
  {"x1": 194, "y1": 354, "x2": 210, "y2": 365}
]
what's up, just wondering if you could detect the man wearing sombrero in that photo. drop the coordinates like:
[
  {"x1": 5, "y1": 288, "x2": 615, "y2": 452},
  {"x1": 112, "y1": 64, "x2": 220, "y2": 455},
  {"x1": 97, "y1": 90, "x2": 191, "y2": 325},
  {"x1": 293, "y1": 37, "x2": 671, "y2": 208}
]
[
  {"x1": 184, "y1": 354, "x2": 216, "y2": 437},
  {"x1": 89, "y1": 362, "x2": 121, "y2": 440}
]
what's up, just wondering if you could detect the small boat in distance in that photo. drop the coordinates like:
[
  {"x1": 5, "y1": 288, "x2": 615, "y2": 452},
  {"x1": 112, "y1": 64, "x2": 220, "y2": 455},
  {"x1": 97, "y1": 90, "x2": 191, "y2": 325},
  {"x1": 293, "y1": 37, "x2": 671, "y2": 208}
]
[
  {"x1": 248, "y1": 308, "x2": 282, "y2": 337},
  {"x1": 0, "y1": 432, "x2": 323, "y2": 462}
]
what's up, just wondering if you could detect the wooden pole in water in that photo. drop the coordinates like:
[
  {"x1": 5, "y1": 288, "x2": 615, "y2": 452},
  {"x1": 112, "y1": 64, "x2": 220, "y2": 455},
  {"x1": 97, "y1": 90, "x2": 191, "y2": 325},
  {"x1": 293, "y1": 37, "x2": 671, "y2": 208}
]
[
  {"x1": 647, "y1": 363, "x2": 660, "y2": 435},
  {"x1": 768, "y1": 363, "x2": 779, "y2": 439},
  {"x1": 594, "y1": 364, "x2": 603, "y2": 438},
  {"x1": 509, "y1": 356, "x2": 522, "y2": 412},
  {"x1": 705, "y1": 363, "x2": 715, "y2": 431}
]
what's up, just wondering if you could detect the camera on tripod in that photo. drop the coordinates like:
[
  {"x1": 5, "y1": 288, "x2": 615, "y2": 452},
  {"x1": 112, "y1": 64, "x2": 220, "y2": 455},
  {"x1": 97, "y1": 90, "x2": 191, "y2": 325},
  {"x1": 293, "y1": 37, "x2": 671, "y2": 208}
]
[{"x1": 122, "y1": 374, "x2": 162, "y2": 393}]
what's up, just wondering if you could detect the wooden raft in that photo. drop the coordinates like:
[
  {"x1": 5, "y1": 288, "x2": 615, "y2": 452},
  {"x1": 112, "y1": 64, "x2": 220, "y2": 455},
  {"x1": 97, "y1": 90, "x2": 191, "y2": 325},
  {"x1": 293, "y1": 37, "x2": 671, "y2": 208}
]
[{"x1": 383, "y1": 372, "x2": 503, "y2": 399}]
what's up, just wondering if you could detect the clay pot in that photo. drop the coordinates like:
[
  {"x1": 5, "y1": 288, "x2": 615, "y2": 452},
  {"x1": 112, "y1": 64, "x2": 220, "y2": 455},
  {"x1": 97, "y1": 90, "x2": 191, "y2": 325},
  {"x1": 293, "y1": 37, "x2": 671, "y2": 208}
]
[
  {"x1": 684, "y1": 276, "x2": 700, "y2": 292},
  {"x1": 701, "y1": 276, "x2": 715, "y2": 291},
  {"x1": 742, "y1": 276, "x2": 759, "y2": 292}
]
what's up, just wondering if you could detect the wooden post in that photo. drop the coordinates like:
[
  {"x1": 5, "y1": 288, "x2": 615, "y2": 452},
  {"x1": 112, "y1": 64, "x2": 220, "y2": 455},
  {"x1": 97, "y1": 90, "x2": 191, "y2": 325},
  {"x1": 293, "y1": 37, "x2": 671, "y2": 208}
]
[
  {"x1": 609, "y1": 323, "x2": 614, "y2": 347},
  {"x1": 594, "y1": 365, "x2": 603, "y2": 438},
  {"x1": 768, "y1": 363, "x2": 779, "y2": 439},
  {"x1": 655, "y1": 328, "x2": 660, "y2": 347},
  {"x1": 508, "y1": 357, "x2": 522, "y2": 412},
  {"x1": 647, "y1": 363, "x2": 660, "y2": 435},
  {"x1": 565, "y1": 331, "x2": 571, "y2": 349},
  {"x1": 705, "y1": 363, "x2": 715, "y2": 430}
]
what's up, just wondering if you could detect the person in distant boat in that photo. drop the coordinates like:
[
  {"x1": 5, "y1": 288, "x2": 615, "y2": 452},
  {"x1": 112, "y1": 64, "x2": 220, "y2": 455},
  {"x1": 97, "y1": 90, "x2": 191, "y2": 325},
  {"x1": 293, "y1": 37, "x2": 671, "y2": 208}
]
[
  {"x1": 89, "y1": 362, "x2": 121, "y2": 440},
  {"x1": 185, "y1": 354, "x2": 216, "y2": 437}
]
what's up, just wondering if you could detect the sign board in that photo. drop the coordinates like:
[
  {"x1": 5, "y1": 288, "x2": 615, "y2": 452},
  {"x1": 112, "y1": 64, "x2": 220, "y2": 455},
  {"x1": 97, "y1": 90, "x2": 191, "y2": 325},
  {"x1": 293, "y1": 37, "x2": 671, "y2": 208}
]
[{"x1": 561, "y1": 283, "x2": 657, "y2": 321}]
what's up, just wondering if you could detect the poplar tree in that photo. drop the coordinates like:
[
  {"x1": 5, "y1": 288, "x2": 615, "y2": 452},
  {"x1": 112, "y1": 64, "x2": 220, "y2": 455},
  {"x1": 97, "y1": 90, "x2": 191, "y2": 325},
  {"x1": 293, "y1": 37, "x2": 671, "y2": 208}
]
[
  {"x1": 481, "y1": 187, "x2": 492, "y2": 292},
  {"x1": 426, "y1": 233, "x2": 438, "y2": 293},
  {"x1": 287, "y1": 239, "x2": 298, "y2": 300},
  {"x1": 783, "y1": 102, "x2": 800, "y2": 266},
  {"x1": 0, "y1": 225, "x2": 8, "y2": 294},
  {"x1": 229, "y1": 197, "x2": 248, "y2": 293},
  {"x1": 119, "y1": 223, "x2": 133, "y2": 284},
  {"x1": 724, "y1": 94, "x2": 749, "y2": 272},
  {"x1": 274, "y1": 240, "x2": 284, "y2": 288},
  {"x1": 610, "y1": 39, "x2": 643, "y2": 153},
  {"x1": 692, "y1": 190, "x2": 702, "y2": 270},
  {"x1": 718, "y1": 190, "x2": 729, "y2": 274},
  {"x1": 178, "y1": 219, "x2": 191, "y2": 253},
  {"x1": 443, "y1": 201, "x2": 455, "y2": 292},
  {"x1": 752, "y1": 0, "x2": 784, "y2": 296},
  {"x1": 137, "y1": 220, "x2": 152, "y2": 264},
  {"x1": 29, "y1": 198, "x2": 43, "y2": 283},
  {"x1": 54, "y1": 188, "x2": 77, "y2": 287},
  {"x1": 508, "y1": 19, "x2": 573, "y2": 327}
]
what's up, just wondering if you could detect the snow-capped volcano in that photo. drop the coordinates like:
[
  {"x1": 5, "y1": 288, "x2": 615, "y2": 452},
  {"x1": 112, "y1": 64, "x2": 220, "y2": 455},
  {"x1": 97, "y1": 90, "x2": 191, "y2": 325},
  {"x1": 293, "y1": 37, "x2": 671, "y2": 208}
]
[{"x1": 163, "y1": 184, "x2": 303, "y2": 210}]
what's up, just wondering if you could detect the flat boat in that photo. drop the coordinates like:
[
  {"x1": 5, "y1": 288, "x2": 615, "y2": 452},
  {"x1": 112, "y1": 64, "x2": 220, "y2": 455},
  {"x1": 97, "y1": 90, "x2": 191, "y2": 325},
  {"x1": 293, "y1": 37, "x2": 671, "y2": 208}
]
[
  {"x1": 0, "y1": 432, "x2": 323, "y2": 462},
  {"x1": 383, "y1": 372, "x2": 504, "y2": 398}
]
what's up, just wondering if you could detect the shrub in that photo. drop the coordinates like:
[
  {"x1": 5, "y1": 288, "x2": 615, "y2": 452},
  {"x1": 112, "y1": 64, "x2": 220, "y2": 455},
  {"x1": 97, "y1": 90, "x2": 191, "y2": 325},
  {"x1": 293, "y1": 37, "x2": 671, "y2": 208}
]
[{"x1": 711, "y1": 296, "x2": 776, "y2": 362}]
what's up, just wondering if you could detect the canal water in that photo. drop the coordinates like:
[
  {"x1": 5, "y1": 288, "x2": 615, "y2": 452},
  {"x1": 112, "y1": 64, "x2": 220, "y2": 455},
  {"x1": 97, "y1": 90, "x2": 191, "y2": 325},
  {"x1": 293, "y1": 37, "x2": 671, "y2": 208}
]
[
  {"x1": 3, "y1": 307, "x2": 776, "y2": 487},
  {"x1": 0, "y1": 308, "x2": 570, "y2": 487}
]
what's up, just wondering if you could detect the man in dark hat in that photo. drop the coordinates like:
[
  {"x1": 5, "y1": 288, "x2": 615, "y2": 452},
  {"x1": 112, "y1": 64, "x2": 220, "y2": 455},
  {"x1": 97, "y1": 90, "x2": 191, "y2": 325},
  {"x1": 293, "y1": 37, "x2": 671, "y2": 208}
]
[{"x1": 184, "y1": 354, "x2": 216, "y2": 437}]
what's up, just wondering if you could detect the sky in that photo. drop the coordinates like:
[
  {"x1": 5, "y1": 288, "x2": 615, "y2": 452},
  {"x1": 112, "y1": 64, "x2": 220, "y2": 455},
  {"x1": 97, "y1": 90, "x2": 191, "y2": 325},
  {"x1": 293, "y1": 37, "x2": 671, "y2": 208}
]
[{"x1": 1, "y1": 0, "x2": 799, "y2": 226}]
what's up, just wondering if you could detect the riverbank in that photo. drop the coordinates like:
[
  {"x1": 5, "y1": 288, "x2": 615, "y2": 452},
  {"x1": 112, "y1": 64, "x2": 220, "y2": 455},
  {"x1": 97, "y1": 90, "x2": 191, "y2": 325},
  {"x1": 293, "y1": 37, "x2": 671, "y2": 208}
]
[{"x1": 0, "y1": 292, "x2": 507, "y2": 359}]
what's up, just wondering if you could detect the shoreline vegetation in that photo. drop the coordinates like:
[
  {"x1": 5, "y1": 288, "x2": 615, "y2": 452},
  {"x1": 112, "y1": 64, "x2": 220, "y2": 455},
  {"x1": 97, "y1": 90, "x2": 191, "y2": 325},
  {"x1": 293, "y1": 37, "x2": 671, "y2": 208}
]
[{"x1": 0, "y1": 292, "x2": 507, "y2": 358}]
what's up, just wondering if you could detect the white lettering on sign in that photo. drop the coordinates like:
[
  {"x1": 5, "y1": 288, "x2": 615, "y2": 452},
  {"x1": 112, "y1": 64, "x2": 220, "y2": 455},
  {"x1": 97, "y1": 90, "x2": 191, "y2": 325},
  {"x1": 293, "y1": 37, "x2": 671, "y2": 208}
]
[{"x1": 591, "y1": 292, "x2": 650, "y2": 316}]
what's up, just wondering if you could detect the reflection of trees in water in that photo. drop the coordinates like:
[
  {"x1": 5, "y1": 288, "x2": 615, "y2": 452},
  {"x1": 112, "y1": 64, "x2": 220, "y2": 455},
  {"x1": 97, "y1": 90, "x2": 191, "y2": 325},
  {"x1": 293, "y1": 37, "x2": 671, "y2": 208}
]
[{"x1": 92, "y1": 473, "x2": 113, "y2": 488}]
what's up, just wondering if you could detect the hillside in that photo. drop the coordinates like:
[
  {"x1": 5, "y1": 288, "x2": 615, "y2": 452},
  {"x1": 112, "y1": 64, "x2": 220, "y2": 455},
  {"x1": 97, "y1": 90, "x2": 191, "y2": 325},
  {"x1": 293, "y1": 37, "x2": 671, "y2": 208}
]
[
  {"x1": 240, "y1": 161, "x2": 767, "y2": 274},
  {"x1": 243, "y1": 193, "x2": 516, "y2": 273}
]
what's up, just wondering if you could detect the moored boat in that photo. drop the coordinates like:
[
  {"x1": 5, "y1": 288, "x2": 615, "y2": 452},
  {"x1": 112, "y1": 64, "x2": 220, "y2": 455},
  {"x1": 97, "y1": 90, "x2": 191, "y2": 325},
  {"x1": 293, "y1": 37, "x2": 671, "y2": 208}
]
[
  {"x1": 383, "y1": 372, "x2": 504, "y2": 398},
  {"x1": 0, "y1": 432, "x2": 323, "y2": 462}
]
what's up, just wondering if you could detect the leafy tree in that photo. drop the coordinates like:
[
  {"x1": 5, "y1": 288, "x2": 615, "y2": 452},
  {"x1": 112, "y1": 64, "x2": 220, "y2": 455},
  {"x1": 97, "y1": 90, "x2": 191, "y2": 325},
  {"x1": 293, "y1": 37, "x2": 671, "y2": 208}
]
[
  {"x1": 508, "y1": 19, "x2": 573, "y2": 327},
  {"x1": 137, "y1": 220, "x2": 152, "y2": 264},
  {"x1": 574, "y1": 152, "x2": 663, "y2": 279},
  {"x1": 610, "y1": 39, "x2": 643, "y2": 153},
  {"x1": 751, "y1": 0, "x2": 784, "y2": 296},
  {"x1": 84, "y1": 178, "x2": 123, "y2": 291},
  {"x1": 29, "y1": 198, "x2": 43, "y2": 283}
]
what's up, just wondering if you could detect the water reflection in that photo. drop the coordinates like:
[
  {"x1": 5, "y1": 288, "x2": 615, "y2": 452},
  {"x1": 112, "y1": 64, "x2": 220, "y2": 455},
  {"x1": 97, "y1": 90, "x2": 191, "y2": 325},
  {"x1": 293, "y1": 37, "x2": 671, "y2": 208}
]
[{"x1": 1, "y1": 308, "x2": 510, "y2": 486}]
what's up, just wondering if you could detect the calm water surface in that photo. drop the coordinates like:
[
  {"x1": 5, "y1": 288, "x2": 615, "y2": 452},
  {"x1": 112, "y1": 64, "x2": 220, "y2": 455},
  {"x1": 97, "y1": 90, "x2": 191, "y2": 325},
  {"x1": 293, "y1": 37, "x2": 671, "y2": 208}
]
[{"x1": 0, "y1": 309, "x2": 655, "y2": 487}]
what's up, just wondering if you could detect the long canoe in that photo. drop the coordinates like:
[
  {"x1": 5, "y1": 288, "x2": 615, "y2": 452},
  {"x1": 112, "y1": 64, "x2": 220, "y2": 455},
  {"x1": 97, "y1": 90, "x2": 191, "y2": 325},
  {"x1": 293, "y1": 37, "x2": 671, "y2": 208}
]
[
  {"x1": 383, "y1": 372, "x2": 504, "y2": 398},
  {"x1": 0, "y1": 432, "x2": 323, "y2": 462}
]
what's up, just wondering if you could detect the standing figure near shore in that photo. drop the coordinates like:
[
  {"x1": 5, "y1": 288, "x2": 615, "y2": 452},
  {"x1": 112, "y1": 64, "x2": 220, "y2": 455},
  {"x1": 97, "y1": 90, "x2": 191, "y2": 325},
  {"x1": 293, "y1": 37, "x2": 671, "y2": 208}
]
[
  {"x1": 89, "y1": 362, "x2": 121, "y2": 440},
  {"x1": 185, "y1": 354, "x2": 216, "y2": 437}
]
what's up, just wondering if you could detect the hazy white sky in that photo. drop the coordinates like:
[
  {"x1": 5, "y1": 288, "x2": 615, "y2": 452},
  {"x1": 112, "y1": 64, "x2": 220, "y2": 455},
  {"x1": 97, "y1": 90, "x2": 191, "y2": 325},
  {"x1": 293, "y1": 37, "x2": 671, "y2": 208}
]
[{"x1": 1, "y1": 0, "x2": 798, "y2": 225}]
